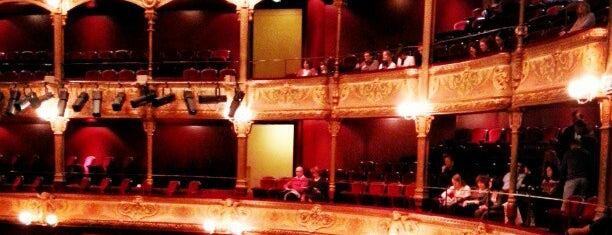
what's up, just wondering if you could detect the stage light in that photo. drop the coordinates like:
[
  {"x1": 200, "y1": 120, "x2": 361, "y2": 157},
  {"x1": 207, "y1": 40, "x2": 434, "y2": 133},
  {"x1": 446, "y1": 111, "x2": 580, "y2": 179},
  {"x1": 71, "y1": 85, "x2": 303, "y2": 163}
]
[
  {"x1": 30, "y1": 92, "x2": 54, "y2": 109},
  {"x1": 183, "y1": 90, "x2": 196, "y2": 115},
  {"x1": 4, "y1": 89, "x2": 21, "y2": 116},
  {"x1": 112, "y1": 92, "x2": 126, "y2": 111},
  {"x1": 92, "y1": 90, "x2": 103, "y2": 117},
  {"x1": 227, "y1": 89, "x2": 245, "y2": 118},
  {"x1": 198, "y1": 86, "x2": 227, "y2": 104},
  {"x1": 130, "y1": 85, "x2": 156, "y2": 108},
  {"x1": 57, "y1": 89, "x2": 69, "y2": 117},
  {"x1": 152, "y1": 92, "x2": 176, "y2": 108},
  {"x1": 72, "y1": 92, "x2": 89, "y2": 112},
  {"x1": 14, "y1": 92, "x2": 36, "y2": 111}
]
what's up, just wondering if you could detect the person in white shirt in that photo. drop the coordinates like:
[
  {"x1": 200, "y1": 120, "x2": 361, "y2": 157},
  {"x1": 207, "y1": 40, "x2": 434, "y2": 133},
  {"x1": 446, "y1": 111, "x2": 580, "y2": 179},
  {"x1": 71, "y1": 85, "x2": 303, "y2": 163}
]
[
  {"x1": 378, "y1": 50, "x2": 397, "y2": 70},
  {"x1": 296, "y1": 59, "x2": 318, "y2": 77},
  {"x1": 438, "y1": 174, "x2": 471, "y2": 214},
  {"x1": 396, "y1": 49, "x2": 415, "y2": 67},
  {"x1": 560, "y1": 1, "x2": 596, "y2": 36}
]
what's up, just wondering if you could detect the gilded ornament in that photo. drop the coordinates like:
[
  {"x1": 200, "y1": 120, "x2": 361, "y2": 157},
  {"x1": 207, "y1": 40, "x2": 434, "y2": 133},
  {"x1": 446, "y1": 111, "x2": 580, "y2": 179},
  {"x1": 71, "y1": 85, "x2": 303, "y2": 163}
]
[
  {"x1": 117, "y1": 196, "x2": 159, "y2": 221},
  {"x1": 296, "y1": 205, "x2": 335, "y2": 233}
]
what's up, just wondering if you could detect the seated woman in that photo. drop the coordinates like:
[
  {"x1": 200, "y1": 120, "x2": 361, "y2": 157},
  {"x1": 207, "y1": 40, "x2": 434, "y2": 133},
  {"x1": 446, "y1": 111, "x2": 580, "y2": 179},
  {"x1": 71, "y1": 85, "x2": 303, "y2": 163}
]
[
  {"x1": 297, "y1": 59, "x2": 318, "y2": 77},
  {"x1": 436, "y1": 174, "x2": 471, "y2": 214},
  {"x1": 560, "y1": 1, "x2": 596, "y2": 36},
  {"x1": 534, "y1": 164, "x2": 562, "y2": 227},
  {"x1": 463, "y1": 175, "x2": 489, "y2": 216},
  {"x1": 303, "y1": 166, "x2": 328, "y2": 202},
  {"x1": 475, "y1": 177, "x2": 506, "y2": 221},
  {"x1": 378, "y1": 50, "x2": 397, "y2": 70}
]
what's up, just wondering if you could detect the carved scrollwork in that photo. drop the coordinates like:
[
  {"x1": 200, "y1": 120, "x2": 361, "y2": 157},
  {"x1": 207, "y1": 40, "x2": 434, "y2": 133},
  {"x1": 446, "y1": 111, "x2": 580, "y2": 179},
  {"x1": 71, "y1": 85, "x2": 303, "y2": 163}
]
[
  {"x1": 256, "y1": 83, "x2": 310, "y2": 106},
  {"x1": 492, "y1": 66, "x2": 510, "y2": 91},
  {"x1": 296, "y1": 205, "x2": 335, "y2": 233},
  {"x1": 117, "y1": 196, "x2": 159, "y2": 221},
  {"x1": 440, "y1": 66, "x2": 487, "y2": 97},
  {"x1": 350, "y1": 79, "x2": 403, "y2": 104},
  {"x1": 386, "y1": 211, "x2": 419, "y2": 235}
]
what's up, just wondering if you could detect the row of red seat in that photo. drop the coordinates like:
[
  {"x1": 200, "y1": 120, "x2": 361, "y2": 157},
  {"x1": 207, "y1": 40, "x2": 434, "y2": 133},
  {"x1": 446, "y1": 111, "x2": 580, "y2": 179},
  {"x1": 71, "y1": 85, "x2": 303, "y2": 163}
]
[
  {"x1": 64, "y1": 49, "x2": 231, "y2": 62},
  {"x1": 0, "y1": 70, "x2": 49, "y2": 81},
  {"x1": 338, "y1": 181, "x2": 416, "y2": 208}
]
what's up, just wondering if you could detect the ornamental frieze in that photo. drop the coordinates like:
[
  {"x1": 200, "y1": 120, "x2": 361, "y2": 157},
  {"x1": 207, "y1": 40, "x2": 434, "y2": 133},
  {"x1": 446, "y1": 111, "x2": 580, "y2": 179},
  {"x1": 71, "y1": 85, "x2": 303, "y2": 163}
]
[
  {"x1": 430, "y1": 64, "x2": 511, "y2": 102},
  {"x1": 295, "y1": 205, "x2": 335, "y2": 232},
  {"x1": 117, "y1": 196, "x2": 160, "y2": 221}
]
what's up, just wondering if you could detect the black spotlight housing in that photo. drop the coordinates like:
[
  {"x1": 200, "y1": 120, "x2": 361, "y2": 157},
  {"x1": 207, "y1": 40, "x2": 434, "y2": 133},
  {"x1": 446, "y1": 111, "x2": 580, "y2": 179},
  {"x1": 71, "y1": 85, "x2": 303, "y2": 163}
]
[
  {"x1": 72, "y1": 91, "x2": 90, "y2": 112},
  {"x1": 183, "y1": 90, "x2": 197, "y2": 115},
  {"x1": 57, "y1": 90, "x2": 69, "y2": 117},
  {"x1": 152, "y1": 93, "x2": 176, "y2": 108},
  {"x1": 4, "y1": 90, "x2": 20, "y2": 116},
  {"x1": 30, "y1": 92, "x2": 54, "y2": 109},
  {"x1": 198, "y1": 86, "x2": 227, "y2": 104},
  {"x1": 14, "y1": 92, "x2": 36, "y2": 111},
  {"x1": 130, "y1": 85, "x2": 156, "y2": 108},
  {"x1": 112, "y1": 92, "x2": 126, "y2": 111},
  {"x1": 227, "y1": 89, "x2": 245, "y2": 118},
  {"x1": 92, "y1": 90, "x2": 103, "y2": 117}
]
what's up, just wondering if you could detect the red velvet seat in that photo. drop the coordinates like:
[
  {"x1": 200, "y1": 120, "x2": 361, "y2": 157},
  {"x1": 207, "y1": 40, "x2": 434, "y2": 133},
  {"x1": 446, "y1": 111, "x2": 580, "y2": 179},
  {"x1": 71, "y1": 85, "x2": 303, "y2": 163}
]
[
  {"x1": 101, "y1": 69, "x2": 118, "y2": 81},
  {"x1": 66, "y1": 177, "x2": 91, "y2": 192},
  {"x1": 251, "y1": 176, "x2": 276, "y2": 199},
  {"x1": 182, "y1": 68, "x2": 200, "y2": 81},
  {"x1": 340, "y1": 181, "x2": 366, "y2": 204},
  {"x1": 185, "y1": 180, "x2": 201, "y2": 196},
  {"x1": 219, "y1": 68, "x2": 237, "y2": 83},
  {"x1": 85, "y1": 70, "x2": 101, "y2": 80},
  {"x1": 111, "y1": 178, "x2": 132, "y2": 195},
  {"x1": 118, "y1": 69, "x2": 135, "y2": 81},
  {"x1": 200, "y1": 68, "x2": 218, "y2": 81},
  {"x1": 542, "y1": 127, "x2": 560, "y2": 144},
  {"x1": 90, "y1": 177, "x2": 112, "y2": 194},
  {"x1": 470, "y1": 128, "x2": 488, "y2": 144},
  {"x1": 487, "y1": 128, "x2": 506, "y2": 143}
]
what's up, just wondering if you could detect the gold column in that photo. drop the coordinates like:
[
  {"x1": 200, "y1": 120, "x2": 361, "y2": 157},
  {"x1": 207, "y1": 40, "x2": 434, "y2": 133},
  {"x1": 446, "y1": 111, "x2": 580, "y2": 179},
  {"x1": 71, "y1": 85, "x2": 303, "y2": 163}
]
[
  {"x1": 419, "y1": 0, "x2": 435, "y2": 100},
  {"x1": 145, "y1": 9, "x2": 156, "y2": 75},
  {"x1": 51, "y1": 12, "x2": 66, "y2": 82},
  {"x1": 597, "y1": 97, "x2": 610, "y2": 217},
  {"x1": 50, "y1": 117, "x2": 69, "y2": 188},
  {"x1": 238, "y1": 6, "x2": 249, "y2": 87},
  {"x1": 328, "y1": 119, "x2": 341, "y2": 202},
  {"x1": 414, "y1": 115, "x2": 434, "y2": 208},
  {"x1": 232, "y1": 120, "x2": 253, "y2": 196},
  {"x1": 333, "y1": 0, "x2": 342, "y2": 78},
  {"x1": 605, "y1": 0, "x2": 612, "y2": 211},
  {"x1": 511, "y1": 0, "x2": 527, "y2": 89},
  {"x1": 143, "y1": 119, "x2": 156, "y2": 187},
  {"x1": 507, "y1": 109, "x2": 522, "y2": 222}
]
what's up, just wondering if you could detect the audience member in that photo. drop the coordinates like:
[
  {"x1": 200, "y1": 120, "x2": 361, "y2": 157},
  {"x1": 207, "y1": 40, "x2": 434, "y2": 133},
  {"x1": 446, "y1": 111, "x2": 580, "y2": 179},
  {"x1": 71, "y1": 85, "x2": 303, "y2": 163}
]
[
  {"x1": 566, "y1": 212, "x2": 611, "y2": 235},
  {"x1": 534, "y1": 164, "x2": 561, "y2": 227},
  {"x1": 517, "y1": 163, "x2": 539, "y2": 227},
  {"x1": 479, "y1": 37, "x2": 494, "y2": 55},
  {"x1": 463, "y1": 175, "x2": 489, "y2": 216},
  {"x1": 396, "y1": 49, "x2": 416, "y2": 67},
  {"x1": 283, "y1": 166, "x2": 310, "y2": 201},
  {"x1": 378, "y1": 50, "x2": 397, "y2": 70},
  {"x1": 502, "y1": 161, "x2": 525, "y2": 192},
  {"x1": 356, "y1": 51, "x2": 379, "y2": 71},
  {"x1": 297, "y1": 59, "x2": 318, "y2": 77},
  {"x1": 561, "y1": 139, "x2": 590, "y2": 210},
  {"x1": 436, "y1": 153, "x2": 457, "y2": 189},
  {"x1": 475, "y1": 177, "x2": 506, "y2": 220},
  {"x1": 542, "y1": 149, "x2": 561, "y2": 175},
  {"x1": 560, "y1": 110, "x2": 585, "y2": 155},
  {"x1": 494, "y1": 31, "x2": 513, "y2": 52},
  {"x1": 437, "y1": 174, "x2": 472, "y2": 214},
  {"x1": 303, "y1": 166, "x2": 328, "y2": 202},
  {"x1": 560, "y1": 1, "x2": 596, "y2": 36},
  {"x1": 468, "y1": 42, "x2": 480, "y2": 58}
]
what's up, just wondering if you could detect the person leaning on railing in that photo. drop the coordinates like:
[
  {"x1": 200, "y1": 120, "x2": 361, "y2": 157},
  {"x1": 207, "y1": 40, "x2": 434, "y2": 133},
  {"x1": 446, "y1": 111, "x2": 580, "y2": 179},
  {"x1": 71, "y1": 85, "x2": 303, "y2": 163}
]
[{"x1": 559, "y1": 1, "x2": 595, "y2": 36}]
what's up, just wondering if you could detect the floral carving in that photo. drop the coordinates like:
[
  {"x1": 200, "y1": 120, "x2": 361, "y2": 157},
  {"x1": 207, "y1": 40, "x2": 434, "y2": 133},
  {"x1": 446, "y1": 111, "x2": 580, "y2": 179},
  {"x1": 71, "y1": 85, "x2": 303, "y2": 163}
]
[
  {"x1": 207, "y1": 199, "x2": 250, "y2": 222},
  {"x1": 387, "y1": 211, "x2": 419, "y2": 235},
  {"x1": 440, "y1": 66, "x2": 487, "y2": 97},
  {"x1": 117, "y1": 196, "x2": 159, "y2": 221},
  {"x1": 492, "y1": 66, "x2": 510, "y2": 91},
  {"x1": 351, "y1": 79, "x2": 402, "y2": 104},
  {"x1": 296, "y1": 204, "x2": 335, "y2": 232}
]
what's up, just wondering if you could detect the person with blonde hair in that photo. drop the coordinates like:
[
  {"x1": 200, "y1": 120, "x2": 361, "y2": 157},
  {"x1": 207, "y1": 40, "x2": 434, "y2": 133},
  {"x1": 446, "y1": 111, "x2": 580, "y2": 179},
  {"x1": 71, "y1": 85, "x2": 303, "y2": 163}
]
[{"x1": 560, "y1": 1, "x2": 595, "y2": 36}]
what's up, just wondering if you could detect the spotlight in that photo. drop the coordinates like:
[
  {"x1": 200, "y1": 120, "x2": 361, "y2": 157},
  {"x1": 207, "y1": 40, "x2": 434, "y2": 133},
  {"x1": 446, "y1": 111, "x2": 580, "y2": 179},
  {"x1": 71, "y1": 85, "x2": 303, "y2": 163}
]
[
  {"x1": 30, "y1": 92, "x2": 54, "y2": 109},
  {"x1": 14, "y1": 92, "x2": 36, "y2": 111},
  {"x1": 130, "y1": 85, "x2": 156, "y2": 108},
  {"x1": 227, "y1": 89, "x2": 245, "y2": 118},
  {"x1": 112, "y1": 92, "x2": 126, "y2": 111},
  {"x1": 92, "y1": 90, "x2": 103, "y2": 117},
  {"x1": 4, "y1": 90, "x2": 20, "y2": 116},
  {"x1": 198, "y1": 86, "x2": 227, "y2": 104},
  {"x1": 72, "y1": 92, "x2": 89, "y2": 112},
  {"x1": 57, "y1": 90, "x2": 69, "y2": 117},
  {"x1": 183, "y1": 90, "x2": 196, "y2": 115},
  {"x1": 152, "y1": 92, "x2": 176, "y2": 108}
]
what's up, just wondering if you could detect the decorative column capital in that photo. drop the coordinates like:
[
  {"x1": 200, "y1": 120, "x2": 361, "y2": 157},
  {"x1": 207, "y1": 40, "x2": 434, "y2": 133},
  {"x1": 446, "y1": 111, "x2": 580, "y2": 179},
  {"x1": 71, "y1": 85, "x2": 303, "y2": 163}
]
[
  {"x1": 328, "y1": 119, "x2": 341, "y2": 137},
  {"x1": 232, "y1": 121, "x2": 253, "y2": 138},
  {"x1": 599, "y1": 97, "x2": 611, "y2": 129},
  {"x1": 508, "y1": 109, "x2": 523, "y2": 131},
  {"x1": 415, "y1": 115, "x2": 434, "y2": 137},
  {"x1": 143, "y1": 120, "x2": 156, "y2": 136},
  {"x1": 50, "y1": 117, "x2": 69, "y2": 134},
  {"x1": 333, "y1": 0, "x2": 344, "y2": 8},
  {"x1": 51, "y1": 12, "x2": 67, "y2": 26}
]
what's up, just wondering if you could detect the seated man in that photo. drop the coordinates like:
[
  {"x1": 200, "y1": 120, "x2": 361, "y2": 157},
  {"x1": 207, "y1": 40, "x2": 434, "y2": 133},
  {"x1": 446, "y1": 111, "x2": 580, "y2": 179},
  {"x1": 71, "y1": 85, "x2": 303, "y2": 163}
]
[{"x1": 283, "y1": 166, "x2": 309, "y2": 201}]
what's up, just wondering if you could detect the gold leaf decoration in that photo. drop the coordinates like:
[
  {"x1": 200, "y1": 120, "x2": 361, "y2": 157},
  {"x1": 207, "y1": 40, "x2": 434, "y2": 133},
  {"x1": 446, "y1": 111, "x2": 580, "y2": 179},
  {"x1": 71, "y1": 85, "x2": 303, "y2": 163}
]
[
  {"x1": 117, "y1": 196, "x2": 159, "y2": 221},
  {"x1": 492, "y1": 66, "x2": 509, "y2": 91},
  {"x1": 311, "y1": 86, "x2": 329, "y2": 107},
  {"x1": 296, "y1": 204, "x2": 335, "y2": 232},
  {"x1": 440, "y1": 66, "x2": 487, "y2": 97},
  {"x1": 351, "y1": 79, "x2": 402, "y2": 104},
  {"x1": 387, "y1": 211, "x2": 419, "y2": 235},
  {"x1": 257, "y1": 83, "x2": 310, "y2": 106}
]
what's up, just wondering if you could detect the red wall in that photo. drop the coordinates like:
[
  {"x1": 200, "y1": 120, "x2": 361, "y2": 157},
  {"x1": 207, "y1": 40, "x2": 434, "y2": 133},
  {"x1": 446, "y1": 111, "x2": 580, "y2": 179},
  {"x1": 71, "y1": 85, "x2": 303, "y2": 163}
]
[
  {"x1": 65, "y1": 14, "x2": 147, "y2": 52},
  {"x1": 0, "y1": 15, "x2": 53, "y2": 52},
  {"x1": 435, "y1": 0, "x2": 482, "y2": 33},
  {"x1": 154, "y1": 11, "x2": 239, "y2": 59},
  {"x1": 153, "y1": 122, "x2": 237, "y2": 177},
  {"x1": 0, "y1": 123, "x2": 54, "y2": 171},
  {"x1": 65, "y1": 119, "x2": 147, "y2": 170}
]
